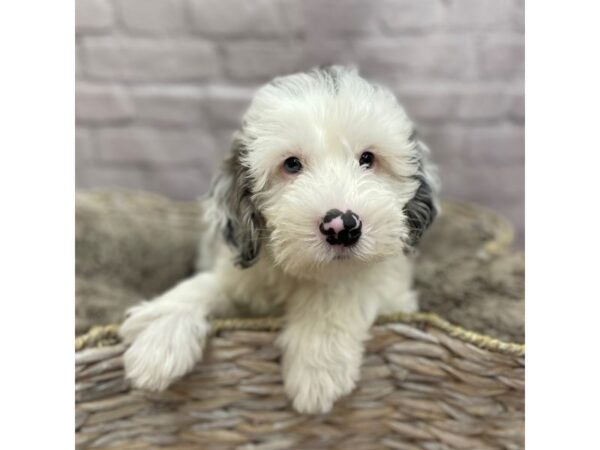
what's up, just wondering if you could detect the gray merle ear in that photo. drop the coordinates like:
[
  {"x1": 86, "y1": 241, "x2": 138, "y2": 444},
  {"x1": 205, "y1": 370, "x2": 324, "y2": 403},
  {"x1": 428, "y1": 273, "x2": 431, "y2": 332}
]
[
  {"x1": 208, "y1": 138, "x2": 264, "y2": 268},
  {"x1": 403, "y1": 139, "x2": 439, "y2": 247}
]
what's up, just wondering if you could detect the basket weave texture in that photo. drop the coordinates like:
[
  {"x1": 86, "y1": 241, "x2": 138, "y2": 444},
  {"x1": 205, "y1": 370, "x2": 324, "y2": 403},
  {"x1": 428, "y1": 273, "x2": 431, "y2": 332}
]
[
  {"x1": 75, "y1": 191, "x2": 524, "y2": 450},
  {"x1": 76, "y1": 315, "x2": 523, "y2": 450}
]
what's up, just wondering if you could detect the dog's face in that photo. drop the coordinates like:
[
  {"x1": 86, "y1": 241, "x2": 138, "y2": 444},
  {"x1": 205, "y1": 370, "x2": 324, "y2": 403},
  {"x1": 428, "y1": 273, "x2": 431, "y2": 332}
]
[{"x1": 209, "y1": 67, "x2": 437, "y2": 278}]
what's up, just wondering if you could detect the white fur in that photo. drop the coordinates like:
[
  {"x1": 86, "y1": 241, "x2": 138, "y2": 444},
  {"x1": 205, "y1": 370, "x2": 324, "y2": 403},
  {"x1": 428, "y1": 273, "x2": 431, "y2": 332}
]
[{"x1": 120, "y1": 67, "x2": 434, "y2": 414}]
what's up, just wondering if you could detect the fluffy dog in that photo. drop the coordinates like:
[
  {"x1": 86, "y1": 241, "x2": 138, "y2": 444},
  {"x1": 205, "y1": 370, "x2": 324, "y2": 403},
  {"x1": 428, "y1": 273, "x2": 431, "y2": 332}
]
[{"x1": 120, "y1": 66, "x2": 438, "y2": 414}]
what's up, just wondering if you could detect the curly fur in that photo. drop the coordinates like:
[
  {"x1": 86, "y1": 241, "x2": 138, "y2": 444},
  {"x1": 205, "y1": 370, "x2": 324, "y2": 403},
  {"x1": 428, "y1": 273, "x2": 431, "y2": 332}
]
[{"x1": 120, "y1": 66, "x2": 439, "y2": 414}]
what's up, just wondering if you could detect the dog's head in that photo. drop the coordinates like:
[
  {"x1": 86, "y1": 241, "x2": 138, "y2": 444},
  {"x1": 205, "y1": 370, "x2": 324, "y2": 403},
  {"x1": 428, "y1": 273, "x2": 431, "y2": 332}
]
[{"x1": 208, "y1": 66, "x2": 438, "y2": 277}]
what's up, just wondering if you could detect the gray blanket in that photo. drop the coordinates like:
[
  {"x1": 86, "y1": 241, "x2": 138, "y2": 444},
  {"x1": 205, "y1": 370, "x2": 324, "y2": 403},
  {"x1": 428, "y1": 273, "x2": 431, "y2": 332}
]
[{"x1": 76, "y1": 190, "x2": 524, "y2": 342}]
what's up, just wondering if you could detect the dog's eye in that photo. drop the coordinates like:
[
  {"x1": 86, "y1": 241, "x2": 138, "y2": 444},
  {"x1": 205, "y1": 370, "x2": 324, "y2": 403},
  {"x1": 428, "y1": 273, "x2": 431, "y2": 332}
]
[
  {"x1": 282, "y1": 157, "x2": 303, "y2": 174},
  {"x1": 359, "y1": 151, "x2": 375, "y2": 168}
]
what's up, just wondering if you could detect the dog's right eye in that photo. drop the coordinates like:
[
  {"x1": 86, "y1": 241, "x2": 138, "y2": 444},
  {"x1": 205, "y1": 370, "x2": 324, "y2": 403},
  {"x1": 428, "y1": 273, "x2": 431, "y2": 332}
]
[{"x1": 282, "y1": 157, "x2": 303, "y2": 174}]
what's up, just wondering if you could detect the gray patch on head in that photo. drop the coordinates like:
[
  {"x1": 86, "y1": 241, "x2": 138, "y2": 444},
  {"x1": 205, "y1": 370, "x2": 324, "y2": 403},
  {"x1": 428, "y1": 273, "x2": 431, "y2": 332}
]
[
  {"x1": 314, "y1": 65, "x2": 343, "y2": 94},
  {"x1": 265, "y1": 65, "x2": 354, "y2": 98},
  {"x1": 208, "y1": 138, "x2": 264, "y2": 268}
]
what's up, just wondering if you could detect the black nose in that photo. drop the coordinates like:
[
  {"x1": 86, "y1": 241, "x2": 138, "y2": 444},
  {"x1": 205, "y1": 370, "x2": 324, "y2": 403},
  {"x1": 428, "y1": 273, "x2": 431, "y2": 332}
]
[{"x1": 319, "y1": 209, "x2": 362, "y2": 246}]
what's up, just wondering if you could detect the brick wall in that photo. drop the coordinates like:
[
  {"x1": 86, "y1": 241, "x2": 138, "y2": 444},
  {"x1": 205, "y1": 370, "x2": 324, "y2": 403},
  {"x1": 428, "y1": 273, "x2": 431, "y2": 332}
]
[{"x1": 76, "y1": 0, "x2": 524, "y2": 245}]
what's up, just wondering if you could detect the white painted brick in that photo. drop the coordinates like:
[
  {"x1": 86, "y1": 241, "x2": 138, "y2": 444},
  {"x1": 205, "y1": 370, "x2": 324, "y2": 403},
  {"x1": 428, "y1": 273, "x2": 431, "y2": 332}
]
[
  {"x1": 420, "y1": 124, "x2": 524, "y2": 169},
  {"x1": 508, "y1": 91, "x2": 525, "y2": 124},
  {"x1": 76, "y1": 43, "x2": 83, "y2": 79},
  {"x1": 130, "y1": 86, "x2": 207, "y2": 126},
  {"x1": 514, "y1": 0, "x2": 525, "y2": 33},
  {"x1": 76, "y1": 0, "x2": 114, "y2": 33},
  {"x1": 302, "y1": 0, "x2": 379, "y2": 37},
  {"x1": 74, "y1": 0, "x2": 525, "y2": 244},
  {"x1": 454, "y1": 89, "x2": 513, "y2": 122},
  {"x1": 188, "y1": 0, "x2": 303, "y2": 37},
  {"x1": 223, "y1": 41, "x2": 304, "y2": 80},
  {"x1": 421, "y1": 124, "x2": 524, "y2": 242},
  {"x1": 143, "y1": 167, "x2": 216, "y2": 199},
  {"x1": 444, "y1": 163, "x2": 523, "y2": 207},
  {"x1": 78, "y1": 166, "x2": 216, "y2": 200},
  {"x1": 463, "y1": 125, "x2": 525, "y2": 166},
  {"x1": 114, "y1": 0, "x2": 186, "y2": 34},
  {"x1": 76, "y1": 83, "x2": 134, "y2": 123},
  {"x1": 356, "y1": 38, "x2": 476, "y2": 82},
  {"x1": 76, "y1": 128, "x2": 95, "y2": 161},
  {"x1": 398, "y1": 89, "x2": 459, "y2": 125},
  {"x1": 81, "y1": 38, "x2": 219, "y2": 82},
  {"x1": 95, "y1": 127, "x2": 218, "y2": 166},
  {"x1": 378, "y1": 0, "x2": 442, "y2": 34},
  {"x1": 213, "y1": 128, "x2": 237, "y2": 154},
  {"x1": 204, "y1": 86, "x2": 253, "y2": 128},
  {"x1": 76, "y1": 166, "x2": 148, "y2": 191},
  {"x1": 399, "y1": 87, "x2": 513, "y2": 125},
  {"x1": 478, "y1": 37, "x2": 524, "y2": 81},
  {"x1": 436, "y1": 160, "x2": 523, "y2": 214},
  {"x1": 301, "y1": 38, "x2": 356, "y2": 68},
  {"x1": 442, "y1": 0, "x2": 522, "y2": 32},
  {"x1": 417, "y1": 125, "x2": 466, "y2": 164},
  {"x1": 399, "y1": 87, "x2": 518, "y2": 125}
]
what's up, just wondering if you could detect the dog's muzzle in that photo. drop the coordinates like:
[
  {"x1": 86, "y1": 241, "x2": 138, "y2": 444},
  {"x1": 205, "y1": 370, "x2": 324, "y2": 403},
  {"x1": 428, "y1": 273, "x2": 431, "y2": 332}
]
[{"x1": 319, "y1": 209, "x2": 362, "y2": 247}]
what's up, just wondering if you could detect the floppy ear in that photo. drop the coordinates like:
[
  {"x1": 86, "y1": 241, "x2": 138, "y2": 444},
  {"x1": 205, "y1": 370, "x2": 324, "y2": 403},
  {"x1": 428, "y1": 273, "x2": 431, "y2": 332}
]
[
  {"x1": 403, "y1": 139, "x2": 439, "y2": 247},
  {"x1": 208, "y1": 137, "x2": 264, "y2": 268}
]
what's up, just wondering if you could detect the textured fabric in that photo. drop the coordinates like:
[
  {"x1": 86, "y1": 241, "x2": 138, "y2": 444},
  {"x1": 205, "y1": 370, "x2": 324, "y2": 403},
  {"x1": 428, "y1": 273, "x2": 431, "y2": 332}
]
[{"x1": 75, "y1": 190, "x2": 524, "y2": 342}]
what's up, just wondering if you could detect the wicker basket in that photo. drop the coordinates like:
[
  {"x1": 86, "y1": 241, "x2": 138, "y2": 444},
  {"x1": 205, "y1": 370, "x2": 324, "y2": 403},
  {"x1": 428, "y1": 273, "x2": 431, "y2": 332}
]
[
  {"x1": 75, "y1": 193, "x2": 524, "y2": 450},
  {"x1": 76, "y1": 315, "x2": 523, "y2": 450}
]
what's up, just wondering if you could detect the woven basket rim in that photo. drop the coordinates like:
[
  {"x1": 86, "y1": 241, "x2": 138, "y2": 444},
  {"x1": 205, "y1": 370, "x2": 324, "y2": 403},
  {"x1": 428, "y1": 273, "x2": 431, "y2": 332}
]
[{"x1": 75, "y1": 312, "x2": 524, "y2": 356}]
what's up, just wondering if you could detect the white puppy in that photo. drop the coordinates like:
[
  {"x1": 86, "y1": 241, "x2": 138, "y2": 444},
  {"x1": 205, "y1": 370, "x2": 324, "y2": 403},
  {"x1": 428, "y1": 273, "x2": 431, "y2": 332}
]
[{"x1": 120, "y1": 66, "x2": 438, "y2": 414}]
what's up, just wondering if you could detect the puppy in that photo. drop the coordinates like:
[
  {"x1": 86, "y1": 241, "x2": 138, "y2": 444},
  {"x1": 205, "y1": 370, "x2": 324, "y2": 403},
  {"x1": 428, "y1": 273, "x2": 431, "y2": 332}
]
[{"x1": 120, "y1": 66, "x2": 438, "y2": 414}]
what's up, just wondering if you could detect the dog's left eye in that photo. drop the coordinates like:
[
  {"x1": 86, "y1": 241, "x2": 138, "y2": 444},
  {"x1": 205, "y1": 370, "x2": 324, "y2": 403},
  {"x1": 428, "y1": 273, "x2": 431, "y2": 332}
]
[
  {"x1": 282, "y1": 157, "x2": 303, "y2": 174},
  {"x1": 359, "y1": 151, "x2": 375, "y2": 168}
]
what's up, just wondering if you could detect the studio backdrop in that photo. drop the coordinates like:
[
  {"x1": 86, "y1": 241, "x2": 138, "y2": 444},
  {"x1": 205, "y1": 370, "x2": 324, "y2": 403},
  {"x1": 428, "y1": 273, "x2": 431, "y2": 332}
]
[{"x1": 75, "y1": 0, "x2": 524, "y2": 244}]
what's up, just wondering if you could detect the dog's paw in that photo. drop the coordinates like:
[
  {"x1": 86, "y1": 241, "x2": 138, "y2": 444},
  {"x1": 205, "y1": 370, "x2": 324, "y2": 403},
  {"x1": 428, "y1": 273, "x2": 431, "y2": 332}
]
[
  {"x1": 119, "y1": 301, "x2": 164, "y2": 344},
  {"x1": 283, "y1": 362, "x2": 358, "y2": 414},
  {"x1": 123, "y1": 313, "x2": 209, "y2": 391}
]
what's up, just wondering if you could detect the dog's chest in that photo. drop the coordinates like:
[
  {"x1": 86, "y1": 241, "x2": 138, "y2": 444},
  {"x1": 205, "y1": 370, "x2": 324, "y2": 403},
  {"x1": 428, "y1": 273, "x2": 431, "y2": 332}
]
[{"x1": 218, "y1": 256, "x2": 296, "y2": 317}]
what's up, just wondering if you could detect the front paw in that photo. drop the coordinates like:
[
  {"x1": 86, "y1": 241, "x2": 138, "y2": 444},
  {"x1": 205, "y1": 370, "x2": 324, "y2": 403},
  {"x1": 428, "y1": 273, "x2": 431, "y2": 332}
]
[
  {"x1": 283, "y1": 362, "x2": 358, "y2": 414},
  {"x1": 119, "y1": 300, "x2": 164, "y2": 344},
  {"x1": 123, "y1": 314, "x2": 208, "y2": 391}
]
